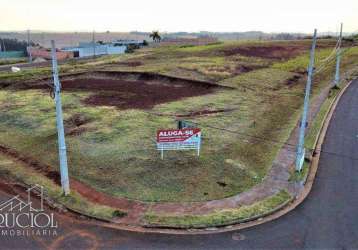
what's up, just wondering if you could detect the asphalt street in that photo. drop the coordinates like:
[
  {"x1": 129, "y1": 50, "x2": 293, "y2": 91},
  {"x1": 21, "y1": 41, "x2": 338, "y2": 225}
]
[{"x1": 0, "y1": 79, "x2": 357, "y2": 249}]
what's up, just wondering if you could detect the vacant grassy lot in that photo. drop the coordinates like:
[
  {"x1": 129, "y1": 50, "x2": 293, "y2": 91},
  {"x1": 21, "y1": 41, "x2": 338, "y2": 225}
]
[
  {"x1": 0, "y1": 58, "x2": 27, "y2": 66},
  {"x1": 0, "y1": 40, "x2": 357, "y2": 202}
]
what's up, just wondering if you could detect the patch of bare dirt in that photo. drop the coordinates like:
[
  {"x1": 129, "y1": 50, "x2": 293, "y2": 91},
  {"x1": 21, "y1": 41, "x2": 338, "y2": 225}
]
[
  {"x1": 26, "y1": 71, "x2": 227, "y2": 110},
  {"x1": 222, "y1": 45, "x2": 309, "y2": 60},
  {"x1": 64, "y1": 114, "x2": 92, "y2": 136},
  {"x1": 175, "y1": 108, "x2": 236, "y2": 117},
  {"x1": 234, "y1": 65, "x2": 266, "y2": 75},
  {"x1": 65, "y1": 114, "x2": 91, "y2": 127},
  {"x1": 117, "y1": 61, "x2": 143, "y2": 67},
  {"x1": 0, "y1": 144, "x2": 61, "y2": 185},
  {"x1": 286, "y1": 72, "x2": 307, "y2": 86}
]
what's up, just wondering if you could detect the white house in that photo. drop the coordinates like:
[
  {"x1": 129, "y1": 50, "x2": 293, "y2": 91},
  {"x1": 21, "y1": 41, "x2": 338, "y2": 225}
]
[{"x1": 62, "y1": 42, "x2": 126, "y2": 58}]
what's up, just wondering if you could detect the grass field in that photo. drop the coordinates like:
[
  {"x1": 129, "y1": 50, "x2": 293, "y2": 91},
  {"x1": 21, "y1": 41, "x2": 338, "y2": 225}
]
[
  {"x1": 0, "y1": 58, "x2": 27, "y2": 66},
  {"x1": 0, "y1": 40, "x2": 357, "y2": 203}
]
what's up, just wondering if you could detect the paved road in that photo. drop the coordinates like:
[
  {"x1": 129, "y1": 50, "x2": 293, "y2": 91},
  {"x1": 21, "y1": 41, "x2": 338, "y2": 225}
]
[{"x1": 0, "y1": 79, "x2": 357, "y2": 249}]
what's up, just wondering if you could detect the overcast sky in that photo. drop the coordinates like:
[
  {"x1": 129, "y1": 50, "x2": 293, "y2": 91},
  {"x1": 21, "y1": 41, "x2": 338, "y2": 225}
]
[{"x1": 1, "y1": 0, "x2": 357, "y2": 33}]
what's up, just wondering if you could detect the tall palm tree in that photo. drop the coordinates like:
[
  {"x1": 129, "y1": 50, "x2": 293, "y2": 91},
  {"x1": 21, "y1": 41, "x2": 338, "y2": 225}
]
[{"x1": 150, "y1": 31, "x2": 161, "y2": 43}]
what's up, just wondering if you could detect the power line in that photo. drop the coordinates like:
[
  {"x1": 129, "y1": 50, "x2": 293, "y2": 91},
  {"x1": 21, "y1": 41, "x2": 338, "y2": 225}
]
[
  {"x1": 316, "y1": 36, "x2": 341, "y2": 65},
  {"x1": 177, "y1": 119, "x2": 358, "y2": 161},
  {"x1": 315, "y1": 42, "x2": 357, "y2": 74},
  {"x1": 125, "y1": 113, "x2": 358, "y2": 162}
]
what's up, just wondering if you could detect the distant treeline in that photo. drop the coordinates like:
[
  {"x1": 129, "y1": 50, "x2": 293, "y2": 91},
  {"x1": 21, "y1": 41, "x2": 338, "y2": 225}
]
[
  {"x1": 130, "y1": 31, "x2": 307, "y2": 41},
  {"x1": 0, "y1": 38, "x2": 37, "y2": 52},
  {"x1": 130, "y1": 31, "x2": 358, "y2": 41}
]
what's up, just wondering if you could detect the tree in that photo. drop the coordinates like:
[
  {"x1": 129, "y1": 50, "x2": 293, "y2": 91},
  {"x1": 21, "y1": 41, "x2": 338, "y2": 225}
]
[
  {"x1": 0, "y1": 38, "x2": 37, "y2": 53},
  {"x1": 149, "y1": 31, "x2": 161, "y2": 43}
]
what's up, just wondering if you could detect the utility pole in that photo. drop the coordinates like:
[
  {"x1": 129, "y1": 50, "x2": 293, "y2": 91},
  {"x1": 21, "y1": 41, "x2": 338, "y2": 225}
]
[
  {"x1": 51, "y1": 40, "x2": 70, "y2": 195},
  {"x1": 334, "y1": 23, "x2": 343, "y2": 87},
  {"x1": 295, "y1": 29, "x2": 318, "y2": 172},
  {"x1": 27, "y1": 30, "x2": 32, "y2": 63},
  {"x1": 92, "y1": 30, "x2": 96, "y2": 58},
  {"x1": 0, "y1": 39, "x2": 5, "y2": 52},
  {"x1": 41, "y1": 32, "x2": 45, "y2": 47}
]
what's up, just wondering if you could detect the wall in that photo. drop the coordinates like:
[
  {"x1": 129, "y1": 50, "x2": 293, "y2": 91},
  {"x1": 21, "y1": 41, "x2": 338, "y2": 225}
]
[
  {"x1": 0, "y1": 51, "x2": 25, "y2": 58},
  {"x1": 64, "y1": 45, "x2": 126, "y2": 58},
  {"x1": 28, "y1": 47, "x2": 73, "y2": 60}
]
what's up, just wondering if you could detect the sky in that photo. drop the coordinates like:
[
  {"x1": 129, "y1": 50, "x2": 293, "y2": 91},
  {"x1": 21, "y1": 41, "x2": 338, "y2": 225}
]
[{"x1": 1, "y1": 0, "x2": 358, "y2": 33}]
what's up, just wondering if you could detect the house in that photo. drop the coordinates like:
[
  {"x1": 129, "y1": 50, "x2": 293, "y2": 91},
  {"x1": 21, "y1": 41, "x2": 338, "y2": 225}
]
[
  {"x1": 62, "y1": 42, "x2": 127, "y2": 58},
  {"x1": 28, "y1": 47, "x2": 74, "y2": 60}
]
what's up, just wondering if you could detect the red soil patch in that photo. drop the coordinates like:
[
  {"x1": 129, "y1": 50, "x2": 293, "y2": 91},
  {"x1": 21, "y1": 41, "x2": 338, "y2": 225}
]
[
  {"x1": 117, "y1": 61, "x2": 143, "y2": 67},
  {"x1": 64, "y1": 114, "x2": 92, "y2": 136},
  {"x1": 61, "y1": 78, "x2": 216, "y2": 109},
  {"x1": 57, "y1": 73, "x2": 223, "y2": 109},
  {"x1": 24, "y1": 72, "x2": 226, "y2": 110},
  {"x1": 222, "y1": 45, "x2": 308, "y2": 60},
  {"x1": 0, "y1": 144, "x2": 61, "y2": 185},
  {"x1": 175, "y1": 108, "x2": 236, "y2": 117}
]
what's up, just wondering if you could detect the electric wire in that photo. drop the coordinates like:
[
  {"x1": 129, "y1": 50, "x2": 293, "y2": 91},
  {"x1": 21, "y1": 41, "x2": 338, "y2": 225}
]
[
  {"x1": 179, "y1": 119, "x2": 358, "y2": 161},
  {"x1": 315, "y1": 42, "x2": 357, "y2": 74}
]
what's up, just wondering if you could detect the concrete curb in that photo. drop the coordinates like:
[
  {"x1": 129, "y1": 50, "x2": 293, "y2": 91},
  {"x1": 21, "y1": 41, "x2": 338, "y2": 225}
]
[{"x1": 143, "y1": 196, "x2": 295, "y2": 230}]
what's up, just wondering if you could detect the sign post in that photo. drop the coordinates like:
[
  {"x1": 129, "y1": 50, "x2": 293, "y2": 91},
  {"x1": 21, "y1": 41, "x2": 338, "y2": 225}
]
[{"x1": 156, "y1": 128, "x2": 201, "y2": 159}]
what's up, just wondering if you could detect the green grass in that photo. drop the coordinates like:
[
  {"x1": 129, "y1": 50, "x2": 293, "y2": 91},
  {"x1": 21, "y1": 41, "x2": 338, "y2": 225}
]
[
  {"x1": 290, "y1": 70, "x2": 356, "y2": 183},
  {"x1": 0, "y1": 153, "x2": 125, "y2": 220},
  {"x1": 305, "y1": 87, "x2": 340, "y2": 150},
  {"x1": 0, "y1": 58, "x2": 27, "y2": 66},
  {"x1": 289, "y1": 161, "x2": 310, "y2": 182},
  {"x1": 0, "y1": 40, "x2": 357, "y2": 203},
  {"x1": 144, "y1": 189, "x2": 292, "y2": 228},
  {"x1": 273, "y1": 48, "x2": 335, "y2": 72}
]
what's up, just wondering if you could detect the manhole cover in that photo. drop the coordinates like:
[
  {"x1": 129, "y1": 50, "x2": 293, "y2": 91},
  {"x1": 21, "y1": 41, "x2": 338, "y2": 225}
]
[{"x1": 232, "y1": 232, "x2": 246, "y2": 241}]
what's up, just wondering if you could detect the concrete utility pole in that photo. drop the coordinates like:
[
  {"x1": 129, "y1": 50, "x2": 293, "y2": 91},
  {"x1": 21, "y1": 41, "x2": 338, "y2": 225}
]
[
  {"x1": 2, "y1": 39, "x2": 6, "y2": 52},
  {"x1": 92, "y1": 30, "x2": 96, "y2": 58},
  {"x1": 41, "y1": 32, "x2": 45, "y2": 47},
  {"x1": 334, "y1": 23, "x2": 343, "y2": 87},
  {"x1": 0, "y1": 39, "x2": 5, "y2": 52},
  {"x1": 27, "y1": 30, "x2": 32, "y2": 63},
  {"x1": 295, "y1": 29, "x2": 318, "y2": 172},
  {"x1": 51, "y1": 40, "x2": 70, "y2": 195}
]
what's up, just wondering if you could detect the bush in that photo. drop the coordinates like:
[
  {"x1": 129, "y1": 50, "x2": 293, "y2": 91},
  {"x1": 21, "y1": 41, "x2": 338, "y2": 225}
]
[
  {"x1": 112, "y1": 210, "x2": 127, "y2": 218},
  {"x1": 125, "y1": 44, "x2": 140, "y2": 53}
]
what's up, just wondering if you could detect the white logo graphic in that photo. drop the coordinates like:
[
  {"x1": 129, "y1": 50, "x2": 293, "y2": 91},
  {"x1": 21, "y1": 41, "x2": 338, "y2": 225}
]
[
  {"x1": 0, "y1": 185, "x2": 58, "y2": 237},
  {"x1": 0, "y1": 184, "x2": 44, "y2": 213}
]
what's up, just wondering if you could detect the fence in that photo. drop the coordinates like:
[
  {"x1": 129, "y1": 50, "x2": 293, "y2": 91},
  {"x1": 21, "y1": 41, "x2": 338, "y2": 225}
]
[{"x1": 0, "y1": 51, "x2": 25, "y2": 59}]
